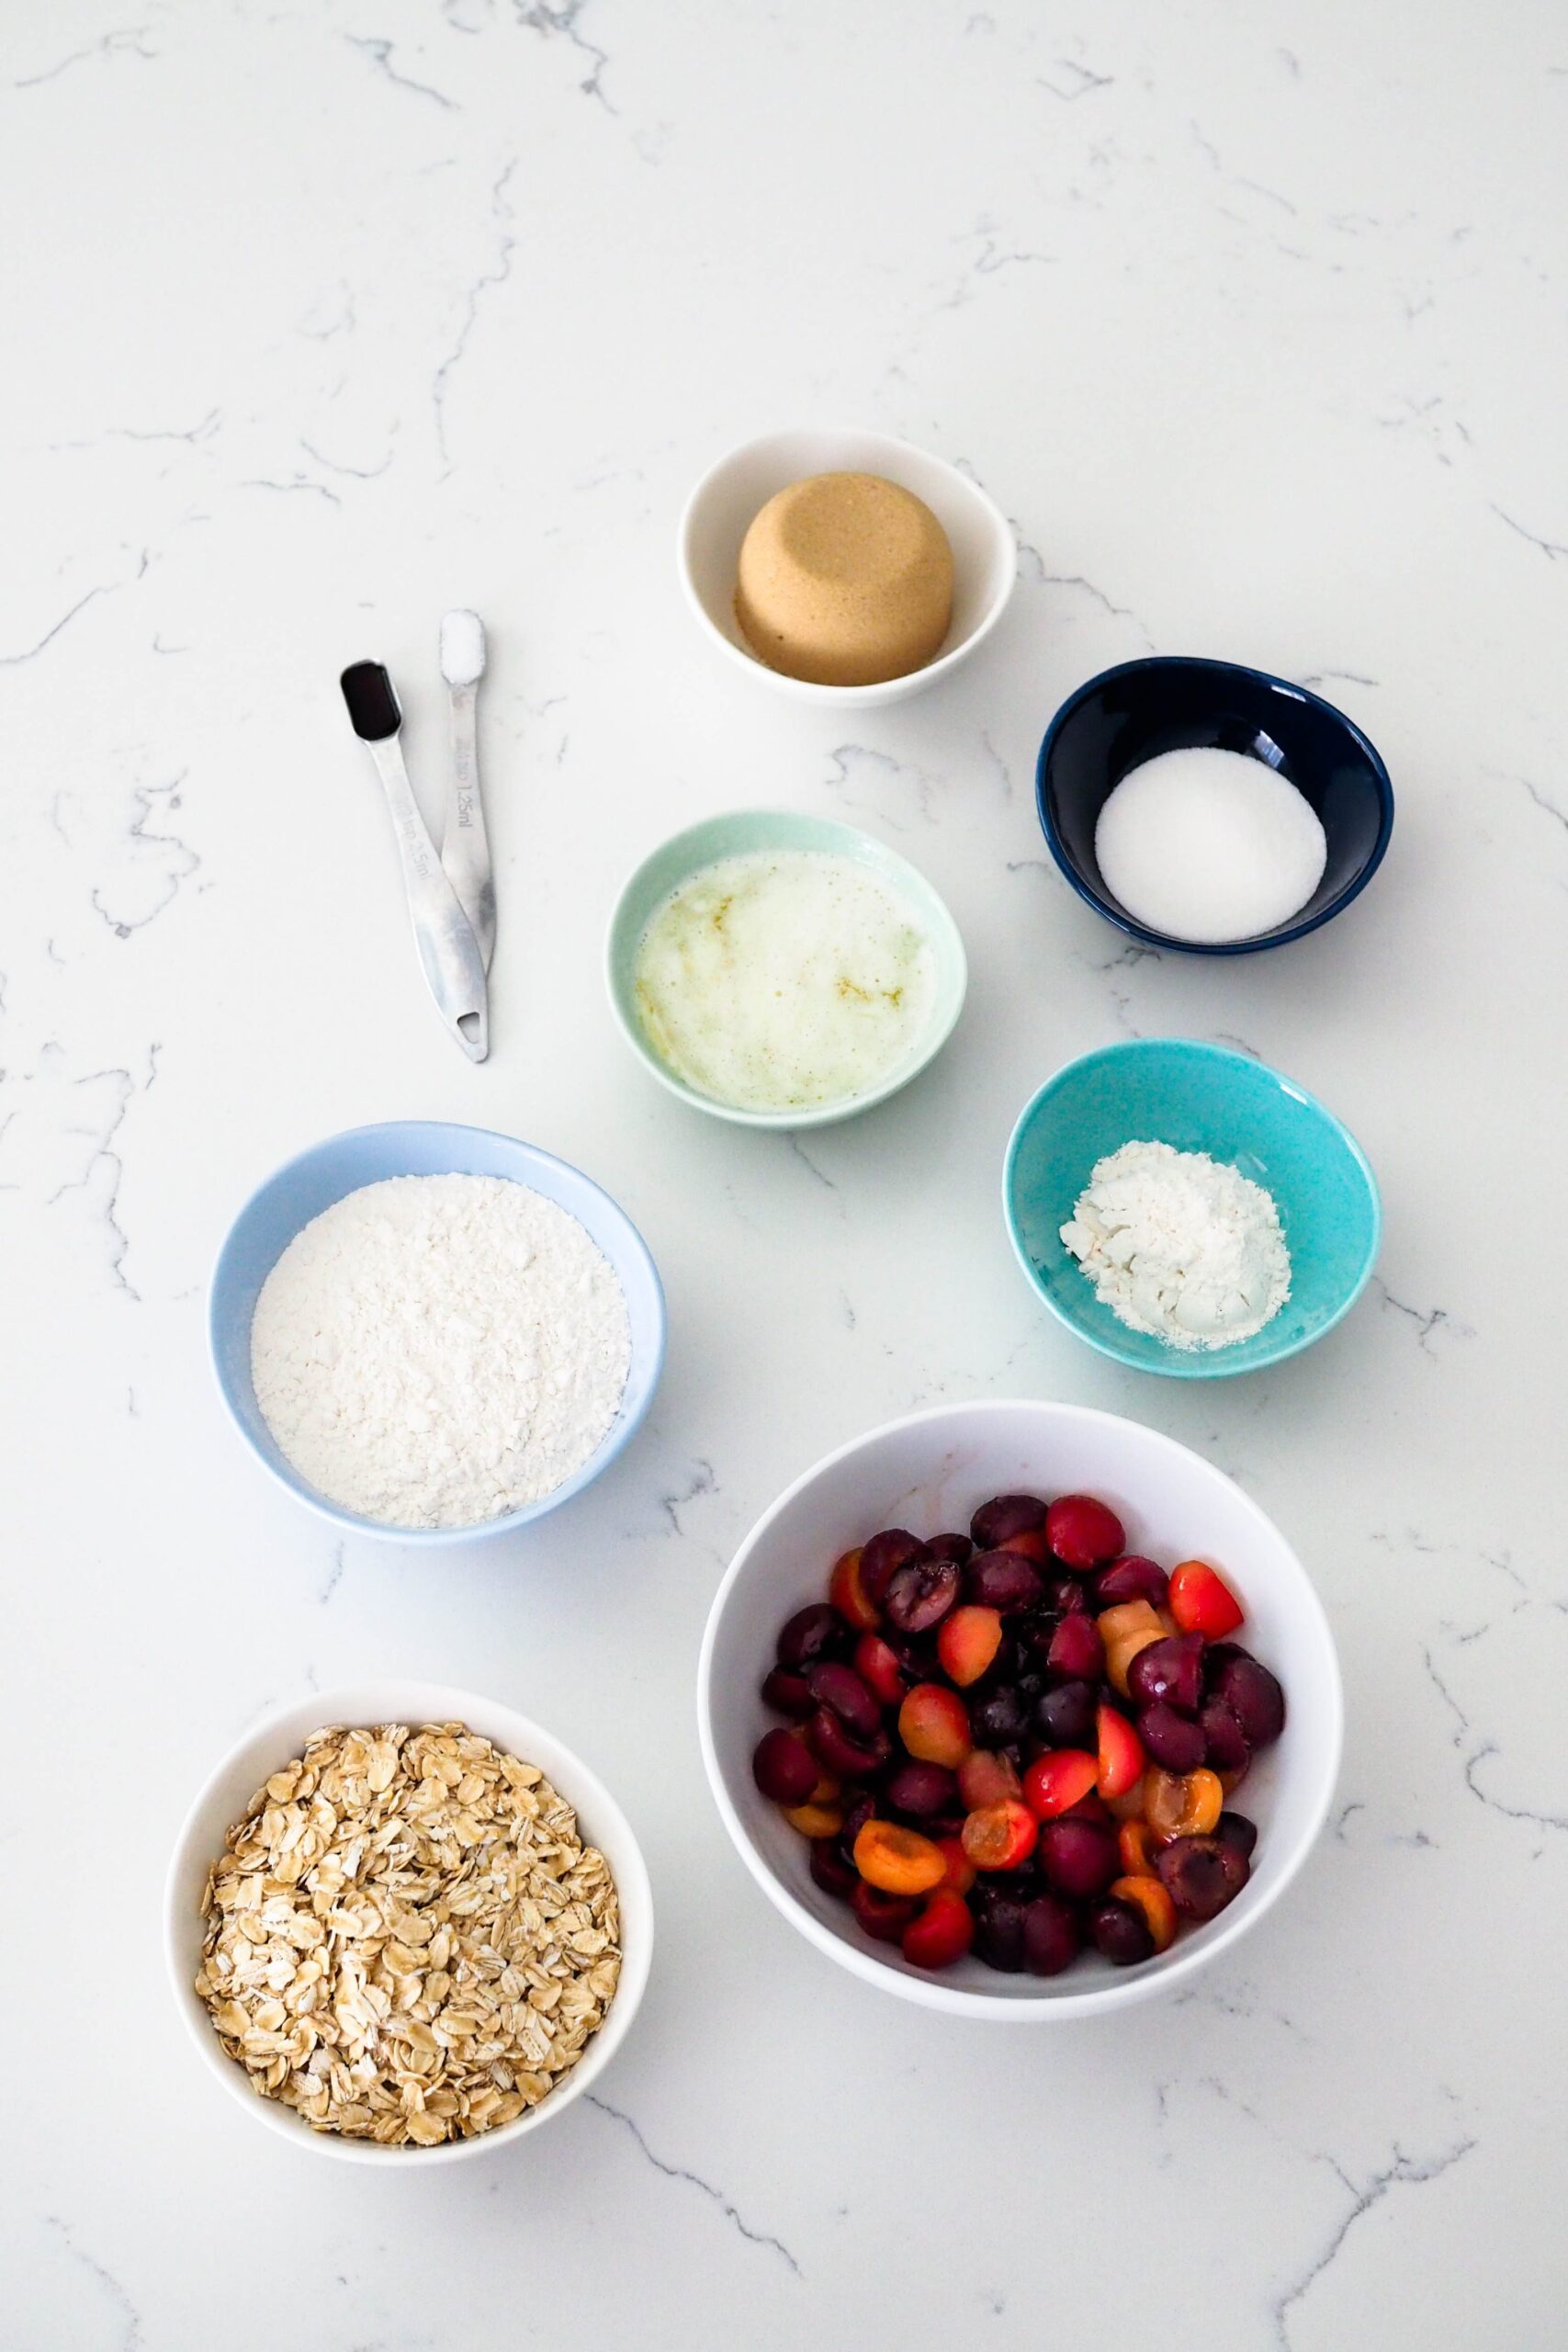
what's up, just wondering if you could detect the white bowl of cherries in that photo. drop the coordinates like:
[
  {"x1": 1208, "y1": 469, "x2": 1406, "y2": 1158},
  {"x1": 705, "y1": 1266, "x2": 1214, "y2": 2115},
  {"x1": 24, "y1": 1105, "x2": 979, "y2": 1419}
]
[{"x1": 697, "y1": 1398, "x2": 1341, "y2": 2019}]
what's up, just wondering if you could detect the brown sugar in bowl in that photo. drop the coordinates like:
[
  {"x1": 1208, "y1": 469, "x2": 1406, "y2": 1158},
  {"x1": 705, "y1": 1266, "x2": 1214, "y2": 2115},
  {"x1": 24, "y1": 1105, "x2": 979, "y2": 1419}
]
[
  {"x1": 680, "y1": 427, "x2": 1017, "y2": 710},
  {"x1": 734, "y1": 471, "x2": 955, "y2": 688}
]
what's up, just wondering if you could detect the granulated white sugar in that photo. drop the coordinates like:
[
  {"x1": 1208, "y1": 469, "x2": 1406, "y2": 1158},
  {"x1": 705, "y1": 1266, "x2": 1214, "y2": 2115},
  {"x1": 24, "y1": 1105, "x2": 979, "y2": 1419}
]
[
  {"x1": 1094, "y1": 746, "x2": 1327, "y2": 944},
  {"x1": 251, "y1": 1174, "x2": 631, "y2": 1528}
]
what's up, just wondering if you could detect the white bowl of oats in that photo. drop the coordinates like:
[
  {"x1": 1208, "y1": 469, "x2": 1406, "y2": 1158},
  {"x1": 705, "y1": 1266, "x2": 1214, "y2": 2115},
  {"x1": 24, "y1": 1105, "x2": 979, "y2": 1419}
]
[{"x1": 165, "y1": 1683, "x2": 653, "y2": 2162}]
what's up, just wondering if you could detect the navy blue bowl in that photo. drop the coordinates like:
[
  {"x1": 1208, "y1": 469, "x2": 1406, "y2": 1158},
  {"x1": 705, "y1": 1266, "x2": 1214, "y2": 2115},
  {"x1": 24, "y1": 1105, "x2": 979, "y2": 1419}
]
[{"x1": 1037, "y1": 656, "x2": 1394, "y2": 956}]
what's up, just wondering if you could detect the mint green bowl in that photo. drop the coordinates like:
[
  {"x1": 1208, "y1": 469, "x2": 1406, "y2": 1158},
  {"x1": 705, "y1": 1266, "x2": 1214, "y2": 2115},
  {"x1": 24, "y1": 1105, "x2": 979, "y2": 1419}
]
[
  {"x1": 1004, "y1": 1039, "x2": 1381, "y2": 1378},
  {"x1": 605, "y1": 810, "x2": 967, "y2": 1129}
]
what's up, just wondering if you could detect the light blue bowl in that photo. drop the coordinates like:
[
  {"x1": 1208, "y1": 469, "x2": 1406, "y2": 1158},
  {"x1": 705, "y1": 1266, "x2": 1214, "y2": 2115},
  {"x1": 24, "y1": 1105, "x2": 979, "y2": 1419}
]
[
  {"x1": 210, "y1": 1122, "x2": 666, "y2": 1543},
  {"x1": 1004, "y1": 1040, "x2": 1381, "y2": 1378}
]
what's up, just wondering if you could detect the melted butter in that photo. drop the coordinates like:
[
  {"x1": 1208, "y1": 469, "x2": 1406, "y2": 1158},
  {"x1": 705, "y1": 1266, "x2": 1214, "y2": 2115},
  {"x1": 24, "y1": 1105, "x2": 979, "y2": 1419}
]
[{"x1": 633, "y1": 848, "x2": 936, "y2": 1113}]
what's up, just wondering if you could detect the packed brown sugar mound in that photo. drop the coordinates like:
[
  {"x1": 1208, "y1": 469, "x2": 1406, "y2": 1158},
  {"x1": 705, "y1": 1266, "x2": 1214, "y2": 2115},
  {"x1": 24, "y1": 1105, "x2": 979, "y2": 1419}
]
[{"x1": 735, "y1": 470, "x2": 953, "y2": 686}]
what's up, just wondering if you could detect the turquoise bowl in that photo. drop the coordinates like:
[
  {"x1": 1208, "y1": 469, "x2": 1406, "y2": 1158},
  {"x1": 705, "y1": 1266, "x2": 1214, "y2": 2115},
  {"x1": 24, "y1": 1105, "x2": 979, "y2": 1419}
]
[
  {"x1": 1004, "y1": 1039, "x2": 1381, "y2": 1378},
  {"x1": 605, "y1": 809, "x2": 967, "y2": 1128}
]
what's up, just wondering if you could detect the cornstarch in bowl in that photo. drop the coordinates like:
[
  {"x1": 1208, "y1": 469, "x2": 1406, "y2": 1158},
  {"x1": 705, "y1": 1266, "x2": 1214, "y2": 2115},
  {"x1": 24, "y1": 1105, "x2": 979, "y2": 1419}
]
[
  {"x1": 250, "y1": 1174, "x2": 631, "y2": 1530},
  {"x1": 1061, "y1": 1140, "x2": 1291, "y2": 1351}
]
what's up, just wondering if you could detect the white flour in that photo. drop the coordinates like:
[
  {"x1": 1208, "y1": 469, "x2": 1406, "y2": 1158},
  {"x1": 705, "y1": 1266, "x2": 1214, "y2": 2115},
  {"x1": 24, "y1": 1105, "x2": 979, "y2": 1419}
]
[
  {"x1": 1060, "y1": 1139, "x2": 1290, "y2": 1351},
  {"x1": 251, "y1": 1174, "x2": 631, "y2": 1528}
]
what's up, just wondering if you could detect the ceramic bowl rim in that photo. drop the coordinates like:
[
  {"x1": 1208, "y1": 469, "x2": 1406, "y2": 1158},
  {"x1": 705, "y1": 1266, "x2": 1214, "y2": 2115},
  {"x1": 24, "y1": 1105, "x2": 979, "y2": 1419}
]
[
  {"x1": 696, "y1": 1396, "x2": 1343, "y2": 2019},
  {"x1": 604, "y1": 808, "x2": 969, "y2": 1129},
  {"x1": 164, "y1": 1680, "x2": 653, "y2": 2162},
  {"x1": 1002, "y1": 1037, "x2": 1383, "y2": 1379},
  {"x1": 209, "y1": 1120, "x2": 666, "y2": 1543},
  {"x1": 677, "y1": 424, "x2": 1017, "y2": 703},
  {"x1": 1036, "y1": 653, "x2": 1396, "y2": 956}
]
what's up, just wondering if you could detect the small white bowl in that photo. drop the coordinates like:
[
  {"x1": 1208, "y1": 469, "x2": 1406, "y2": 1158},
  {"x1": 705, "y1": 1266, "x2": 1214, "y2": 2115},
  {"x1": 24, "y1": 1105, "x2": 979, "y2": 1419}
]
[
  {"x1": 678, "y1": 426, "x2": 1017, "y2": 708},
  {"x1": 166, "y1": 1682, "x2": 653, "y2": 2162},
  {"x1": 698, "y1": 1399, "x2": 1341, "y2": 2020}
]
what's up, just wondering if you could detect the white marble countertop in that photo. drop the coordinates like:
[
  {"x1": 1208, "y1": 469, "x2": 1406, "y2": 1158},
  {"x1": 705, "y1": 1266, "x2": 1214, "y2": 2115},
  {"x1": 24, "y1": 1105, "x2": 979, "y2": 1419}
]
[{"x1": 6, "y1": 3, "x2": 1564, "y2": 2344}]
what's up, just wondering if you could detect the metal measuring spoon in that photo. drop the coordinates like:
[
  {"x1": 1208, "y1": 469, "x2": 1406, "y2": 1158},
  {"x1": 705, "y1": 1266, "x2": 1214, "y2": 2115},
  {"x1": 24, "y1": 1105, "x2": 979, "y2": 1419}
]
[
  {"x1": 340, "y1": 660, "x2": 489, "y2": 1061},
  {"x1": 438, "y1": 610, "x2": 495, "y2": 972}
]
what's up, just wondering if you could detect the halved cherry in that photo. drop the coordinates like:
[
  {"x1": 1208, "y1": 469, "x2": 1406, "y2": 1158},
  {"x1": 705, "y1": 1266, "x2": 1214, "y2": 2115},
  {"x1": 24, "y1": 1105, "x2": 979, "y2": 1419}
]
[
  {"x1": 969, "y1": 1493, "x2": 1045, "y2": 1551},
  {"x1": 1096, "y1": 1555, "x2": 1169, "y2": 1610},
  {"x1": 807, "y1": 1660, "x2": 880, "y2": 1739},
  {"x1": 775, "y1": 1602, "x2": 840, "y2": 1669},
  {"x1": 935, "y1": 1834, "x2": 976, "y2": 1895},
  {"x1": 1145, "y1": 1766, "x2": 1224, "y2": 1841},
  {"x1": 1097, "y1": 1599, "x2": 1165, "y2": 1645},
  {"x1": 964, "y1": 1549, "x2": 1045, "y2": 1613},
  {"x1": 1105, "y1": 1771, "x2": 1150, "y2": 1823},
  {"x1": 1022, "y1": 1892, "x2": 1079, "y2": 1975},
  {"x1": 1021, "y1": 1747, "x2": 1099, "y2": 1821},
  {"x1": 1118, "y1": 1819, "x2": 1157, "y2": 1875},
  {"x1": 809, "y1": 1837, "x2": 857, "y2": 1898},
  {"x1": 897, "y1": 1683, "x2": 973, "y2": 1769},
  {"x1": 858, "y1": 1527, "x2": 925, "y2": 1606},
  {"x1": 937, "y1": 1604, "x2": 1003, "y2": 1687},
  {"x1": 901, "y1": 1888, "x2": 975, "y2": 1969},
  {"x1": 760, "y1": 1667, "x2": 814, "y2": 1720},
  {"x1": 851, "y1": 1879, "x2": 919, "y2": 1943},
  {"x1": 882, "y1": 1554, "x2": 961, "y2": 1633},
  {"x1": 1209, "y1": 1655, "x2": 1284, "y2": 1747},
  {"x1": 1213, "y1": 1811, "x2": 1258, "y2": 1861},
  {"x1": 1037, "y1": 1815, "x2": 1120, "y2": 1898},
  {"x1": 1130, "y1": 1637, "x2": 1205, "y2": 1724},
  {"x1": 1096, "y1": 1703, "x2": 1145, "y2": 1800},
  {"x1": 829, "y1": 1546, "x2": 880, "y2": 1631},
  {"x1": 957, "y1": 1748, "x2": 1021, "y2": 1811},
  {"x1": 961, "y1": 1798, "x2": 1038, "y2": 1871},
  {"x1": 883, "y1": 1759, "x2": 956, "y2": 1819},
  {"x1": 1046, "y1": 1493, "x2": 1126, "y2": 1570},
  {"x1": 1101, "y1": 1603, "x2": 1166, "y2": 1697},
  {"x1": 1108, "y1": 1871, "x2": 1177, "y2": 1952},
  {"x1": 853, "y1": 1818, "x2": 947, "y2": 1896},
  {"x1": 995, "y1": 1524, "x2": 1050, "y2": 1562},
  {"x1": 852, "y1": 1632, "x2": 908, "y2": 1709},
  {"x1": 1137, "y1": 1702, "x2": 1206, "y2": 1774},
  {"x1": 807, "y1": 1707, "x2": 888, "y2": 1781},
  {"x1": 1156, "y1": 1834, "x2": 1248, "y2": 1920},
  {"x1": 1047, "y1": 1611, "x2": 1104, "y2": 1682},
  {"x1": 1090, "y1": 1895, "x2": 1156, "y2": 1966},
  {"x1": 783, "y1": 1798, "x2": 844, "y2": 1838},
  {"x1": 840, "y1": 1792, "x2": 875, "y2": 1852},
  {"x1": 1168, "y1": 1559, "x2": 1245, "y2": 1640},
  {"x1": 1200, "y1": 1699, "x2": 1251, "y2": 1775},
  {"x1": 750, "y1": 1726, "x2": 818, "y2": 1805}
]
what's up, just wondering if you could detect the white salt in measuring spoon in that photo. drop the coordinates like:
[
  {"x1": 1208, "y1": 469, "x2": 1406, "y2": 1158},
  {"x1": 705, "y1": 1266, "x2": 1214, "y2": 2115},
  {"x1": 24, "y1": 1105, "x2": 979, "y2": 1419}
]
[
  {"x1": 340, "y1": 660, "x2": 489, "y2": 1061},
  {"x1": 438, "y1": 609, "x2": 495, "y2": 971}
]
